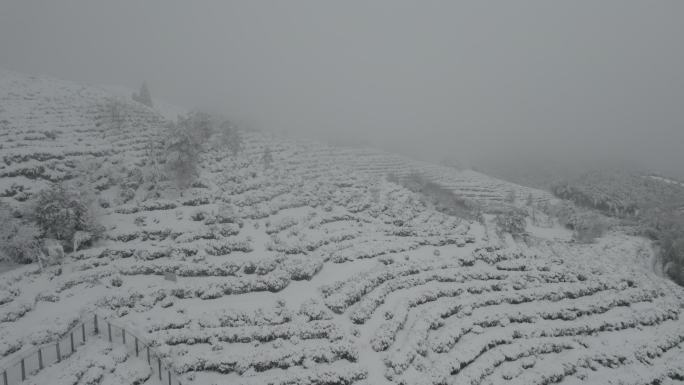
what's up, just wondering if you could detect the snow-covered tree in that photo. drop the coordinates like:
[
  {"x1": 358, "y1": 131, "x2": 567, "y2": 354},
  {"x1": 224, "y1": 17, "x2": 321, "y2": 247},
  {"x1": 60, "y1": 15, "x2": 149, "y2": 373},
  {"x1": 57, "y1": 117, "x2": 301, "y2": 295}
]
[
  {"x1": 132, "y1": 82, "x2": 153, "y2": 108},
  {"x1": 0, "y1": 203, "x2": 41, "y2": 263},
  {"x1": 30, "y1": 183, "x2": 99, "y2": 251},
  {"x1": 165, "y1": 124, "x2": 201, "y2": 190},
  {"x1": 219, "y1": 120, "x2": 243, "y2": 156},
  {"x1": 183, "y1": 111, "x2": 214, "y2": 143},
  {"x1": 495, "y1": 209, "x2": 527, "y2": 237},
  {"x1": 164, "y1": 112, "x2": 212, "y2": 189},
  {"x1": 658, "y1": 213, "x2": 684, "y2": 285}
]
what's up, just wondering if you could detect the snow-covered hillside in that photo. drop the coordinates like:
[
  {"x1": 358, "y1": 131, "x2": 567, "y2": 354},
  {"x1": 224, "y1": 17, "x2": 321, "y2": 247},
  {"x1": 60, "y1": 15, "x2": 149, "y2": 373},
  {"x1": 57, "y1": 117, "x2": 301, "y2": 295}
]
[
  {"x1": 99, "y1": 84, "x2": 187, "y2": 122},
  {"x1": 1, "y1": 69, "x2": 683, "y2": 385}
]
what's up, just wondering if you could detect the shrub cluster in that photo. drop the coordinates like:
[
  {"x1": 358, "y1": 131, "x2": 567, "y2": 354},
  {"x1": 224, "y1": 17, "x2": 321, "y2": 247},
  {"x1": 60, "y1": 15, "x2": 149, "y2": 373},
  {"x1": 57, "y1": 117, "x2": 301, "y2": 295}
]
[
  {"x1": 31, "y1": 183, "x2": 99, "y2": 249},
  {"x1": 1, "y1": 182, "x2": 101, "y2": 264},
  {"x1": 494, "y1": 209, "x2": 528, "y2": 237},
  {"x1": 0, "y1": 203, "x2": 41, "y2": 263},
  {"x1": 572, "y1": 212, "x2": 610, "y2": 244},
  {"x1": 648, "y1": 211, "x2": 684, "y2": 285},
  {"x1": 546, "y1": 201, "x2": 610, "y2": 244},
  {"x1": 162, "y1": 112, "x2": 244, "y2": 190}
]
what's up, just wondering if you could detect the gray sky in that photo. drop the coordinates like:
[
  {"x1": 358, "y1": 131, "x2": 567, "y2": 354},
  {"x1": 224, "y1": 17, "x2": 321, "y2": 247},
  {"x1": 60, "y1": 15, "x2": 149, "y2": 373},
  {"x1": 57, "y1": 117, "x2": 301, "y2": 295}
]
[{"x1": 1, "y1": 1, "x2": 683, "y2": 178}]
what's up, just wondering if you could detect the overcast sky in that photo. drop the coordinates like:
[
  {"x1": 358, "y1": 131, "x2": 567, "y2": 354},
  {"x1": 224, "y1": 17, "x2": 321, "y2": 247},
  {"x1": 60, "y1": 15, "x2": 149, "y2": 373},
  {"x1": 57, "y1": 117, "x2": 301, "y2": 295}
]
[{"x1": 1, "y1": 1, "x2": 683, "y2": 177}]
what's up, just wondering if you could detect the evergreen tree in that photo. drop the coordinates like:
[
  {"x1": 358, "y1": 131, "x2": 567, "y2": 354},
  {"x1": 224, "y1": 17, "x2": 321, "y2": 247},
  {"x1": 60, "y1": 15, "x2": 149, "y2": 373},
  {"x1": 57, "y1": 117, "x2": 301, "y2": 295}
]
[
  {"x1": 132, "y1": 82, "x2": 153, "y2": 107},
  {"x1": 165, "y1": 120, "x2": 202, "y2": 190},
  {"x1": 164, "y1": 112, "x2": 212, "y2": 189}
]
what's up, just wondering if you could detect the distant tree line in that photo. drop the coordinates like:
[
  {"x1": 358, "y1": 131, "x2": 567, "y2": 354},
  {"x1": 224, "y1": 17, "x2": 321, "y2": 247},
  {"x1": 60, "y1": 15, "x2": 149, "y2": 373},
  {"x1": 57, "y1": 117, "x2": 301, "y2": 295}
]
[{"x1": 551, "y1": 170, "x2": 684, "y2": 285}]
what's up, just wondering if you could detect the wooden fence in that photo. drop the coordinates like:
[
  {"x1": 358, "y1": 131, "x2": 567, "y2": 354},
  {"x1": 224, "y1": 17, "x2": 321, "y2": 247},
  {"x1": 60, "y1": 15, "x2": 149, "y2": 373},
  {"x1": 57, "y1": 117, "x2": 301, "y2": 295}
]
[{"x1": 0, "y1": 314, "x2": 183, "y2": 385}]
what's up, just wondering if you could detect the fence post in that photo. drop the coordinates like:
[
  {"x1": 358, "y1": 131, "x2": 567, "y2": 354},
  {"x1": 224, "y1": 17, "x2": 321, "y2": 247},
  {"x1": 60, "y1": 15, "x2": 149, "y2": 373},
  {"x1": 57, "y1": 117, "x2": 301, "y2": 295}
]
[
  {"x1": 70, "y1": 331, "x2": 75, "y2": 353},
  {"x1": 21, "y1": 358, "x2": 25, "y2": 381},
  {"x1": 56, "y1": 342, "x2": 61, "y2": 362},
  {"x1": 122, "y1": 329, "x2": 126, "y2": 345},
  {"x1": 147, "y1": 346, "x2": 150, "y2": 364},
  {"x1": 94, "y1": 314, "x2": 99, "y2": 334},
  {"x1": 135, "y1": 337, "x2": 139, "y2": 356},
  {"x1": 168, "y1": 370, "x2": 172, "y2": 385},
  {"x1": 2, "y1": 370, "x2": 6, "y2": 385},
  {"x1": 158, "y1": 358, "x2": 162, "y2": 380},
  {"x1": 82, "y1": 323, "x2": 86, "y2": 343},
  {"x1": 108, "y1": 322, "x2": 112, "y2": 342},
  {"x1": 38, "y1": 347, "x2": 44, "y2": 369}
]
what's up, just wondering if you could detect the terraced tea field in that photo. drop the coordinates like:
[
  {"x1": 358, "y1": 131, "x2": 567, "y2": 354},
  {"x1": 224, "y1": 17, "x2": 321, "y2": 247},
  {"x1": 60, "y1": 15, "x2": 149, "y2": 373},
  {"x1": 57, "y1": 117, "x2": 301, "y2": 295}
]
[{"x1": 0, "y1": 69, "x2": 683, "y2": 385}]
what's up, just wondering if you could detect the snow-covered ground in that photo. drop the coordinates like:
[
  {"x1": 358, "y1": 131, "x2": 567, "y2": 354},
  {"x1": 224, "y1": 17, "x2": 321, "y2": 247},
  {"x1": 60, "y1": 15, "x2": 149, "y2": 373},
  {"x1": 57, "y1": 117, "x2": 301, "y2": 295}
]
[
  {"x1": 0, "y1": 68, "x2": 683, "y2": 385},
  {"x1": 17, "y1": 339, "x2": 154, "y2": 385}
]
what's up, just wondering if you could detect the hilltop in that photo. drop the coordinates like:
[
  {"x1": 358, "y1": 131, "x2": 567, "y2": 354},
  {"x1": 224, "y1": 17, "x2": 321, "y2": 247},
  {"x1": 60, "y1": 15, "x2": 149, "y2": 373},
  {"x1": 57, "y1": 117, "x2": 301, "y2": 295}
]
[{"x1": 0, "y1": 69, "x2": 683, "y2": 385}]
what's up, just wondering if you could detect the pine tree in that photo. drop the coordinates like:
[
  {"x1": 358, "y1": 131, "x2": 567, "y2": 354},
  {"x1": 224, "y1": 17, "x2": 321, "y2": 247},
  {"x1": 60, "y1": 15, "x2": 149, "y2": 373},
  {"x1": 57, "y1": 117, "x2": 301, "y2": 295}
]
[{"x1": 132, "y1": 82, "x2": 153, "y2": 108}]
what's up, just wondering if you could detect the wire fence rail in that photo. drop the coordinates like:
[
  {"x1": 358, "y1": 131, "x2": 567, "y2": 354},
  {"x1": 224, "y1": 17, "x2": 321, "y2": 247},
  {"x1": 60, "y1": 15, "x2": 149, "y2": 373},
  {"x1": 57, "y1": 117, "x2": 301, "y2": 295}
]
[{"x1": 0, "y1": 314, "x2": 185, "y2": 385}]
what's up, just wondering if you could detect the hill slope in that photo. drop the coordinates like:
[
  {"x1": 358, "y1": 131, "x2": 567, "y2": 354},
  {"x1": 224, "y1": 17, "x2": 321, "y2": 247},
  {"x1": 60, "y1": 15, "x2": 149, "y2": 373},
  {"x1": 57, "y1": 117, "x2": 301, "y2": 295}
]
[{"x1": 0, "y1": 69, "x2": 683, "y2": 385}]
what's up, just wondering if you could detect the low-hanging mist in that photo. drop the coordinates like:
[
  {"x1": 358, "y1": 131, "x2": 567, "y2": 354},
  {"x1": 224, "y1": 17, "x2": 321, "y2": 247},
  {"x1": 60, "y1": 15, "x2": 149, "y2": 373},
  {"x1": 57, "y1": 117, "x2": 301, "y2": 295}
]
[{"x1": 1, "y1": 1, "x2": 683, "y2": 177}]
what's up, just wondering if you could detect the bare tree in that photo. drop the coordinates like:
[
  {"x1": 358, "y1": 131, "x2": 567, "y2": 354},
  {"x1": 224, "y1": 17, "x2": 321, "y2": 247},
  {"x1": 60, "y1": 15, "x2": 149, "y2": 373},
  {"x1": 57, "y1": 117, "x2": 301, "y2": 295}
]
[
  {"x1": 219, "y1": 120, "x2": 243, "y2": 156},
  {"x1": 104, "y1": 97, "x2": 127, "y2": 130}
]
